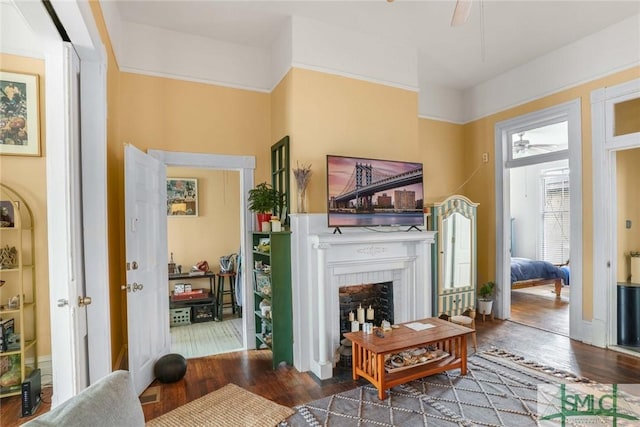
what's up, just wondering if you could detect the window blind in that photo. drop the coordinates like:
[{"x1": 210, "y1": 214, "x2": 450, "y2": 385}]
[{"x1": 540, "y1": 170, "x2": 570, "y2": 264}]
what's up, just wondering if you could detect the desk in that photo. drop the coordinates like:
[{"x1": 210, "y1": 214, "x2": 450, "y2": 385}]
[
  {"x1": 169, "y1": 271, "x2": 215, "y2": 294},
  {"x1": 169, "y1": 271, "x2": 217, "y2": 322}
]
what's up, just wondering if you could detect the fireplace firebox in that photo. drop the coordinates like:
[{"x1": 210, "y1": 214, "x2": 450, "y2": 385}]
[{"x1": 339, "y1": 282, "x2": 394, "y2": 339}]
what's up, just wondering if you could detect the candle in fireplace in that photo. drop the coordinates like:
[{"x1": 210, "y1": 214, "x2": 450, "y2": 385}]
[
  {"x1": 348, "y1": 311, "x2": 354, "y2": 322},
  {"x1": 366, "y1": 305, "x2": 374, "y2": 320},
  {"x1": 357, "y1": 305, "x2": 365, "y2": 324},
  {"x1": 351, "y1": 320, "x2": 359, "y2": 332}
]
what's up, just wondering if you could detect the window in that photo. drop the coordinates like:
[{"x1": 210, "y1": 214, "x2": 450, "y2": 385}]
[
  {"x1": 271, "y1": 136, "x2": 290, "y2": 223},
  {"x1": 539, "y1": 168, "x2": 570, "y2": 264},
  {"x1": 510, "y1": 121, "x2": 568, "y2": 161}
]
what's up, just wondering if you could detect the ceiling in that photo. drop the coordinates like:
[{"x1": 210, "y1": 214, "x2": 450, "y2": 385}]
[{"x1": 111, "y1": 0, "x2": 640, "y2": 91}]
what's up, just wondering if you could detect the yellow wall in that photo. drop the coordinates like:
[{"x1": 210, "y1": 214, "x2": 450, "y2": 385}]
[
  {"x1": 463, "y1": 66, "x2": 640, "y2": 319},
  {"x1": 418, "y1": 118, "x2": 468, "y2": 205},
  {"x1": 166, "y1": 167, "x2": 241, "y2": 282},
  {"x1": 617, "y1": 148, "x2": 640, "y2": 281},
  {"x1": 614, "y1": 97, "x2": 640, "y2": 136},
  {"x1": 0, "y1": 54, "x2": 51, "y2": 357},
  {"x1": 281, "y1": 68, "x2": 420, "y2": 213}
]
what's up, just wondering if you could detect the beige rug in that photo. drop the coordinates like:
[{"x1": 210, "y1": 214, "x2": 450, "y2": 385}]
[{"x1": 146, "y1": 383, "x2": 294, "y2": 427}]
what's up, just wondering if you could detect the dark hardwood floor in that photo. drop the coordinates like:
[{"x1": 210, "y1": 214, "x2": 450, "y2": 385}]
[
  {"x1": 2, "y1": 318, "x2": 639, "y2": 425},
  {"x1": 510, "y1": 286, "x2": 570, "y2": 336}
]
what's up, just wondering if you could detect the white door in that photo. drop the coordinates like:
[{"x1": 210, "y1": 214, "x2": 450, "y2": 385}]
[
  {"x1": 124, "y1": 144, "x2": 170, "y2": 395},
  {"x1": 47, "y1": 43, "x2": 90, "y2": 404},
  {"x1": 68, "y1": 45, "x2": 90, "y2": 388}
]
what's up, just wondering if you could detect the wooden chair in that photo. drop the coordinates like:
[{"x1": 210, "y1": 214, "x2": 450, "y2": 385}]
[{"x1": 439, "y1": 308, "x2": 477, "y2": 352}]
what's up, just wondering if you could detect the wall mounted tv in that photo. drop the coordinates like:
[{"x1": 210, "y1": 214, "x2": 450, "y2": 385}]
[{"x1": 327, "y1": 155, "x2": 424, "y2": 228}]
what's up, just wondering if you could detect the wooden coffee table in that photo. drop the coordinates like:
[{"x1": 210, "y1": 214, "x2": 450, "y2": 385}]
[{"x1": 344, "y1": 317, "x2": 473, "y2": 400}]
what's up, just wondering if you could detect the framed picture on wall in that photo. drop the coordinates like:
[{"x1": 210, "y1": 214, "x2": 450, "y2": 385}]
[
  {"x1": 167, "y1": 178, "x2": 198, "y2": 216},
  {"x1": 0, "y1": 201, "x2": 15, "y2": 227},
  {"x1": 0, "y1": 71, "x2": 40, "y2": 156}
]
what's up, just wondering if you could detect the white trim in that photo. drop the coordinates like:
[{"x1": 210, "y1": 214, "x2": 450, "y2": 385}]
[
  {"x1": 417, "y1": 114, "x2": 465, "y2": 125},
  {"x1": 119, "y1": 66, "x2": 272, "y2": 94},
  {"x1": 494, "y1": 99, "x2": 583, "y2": 342},
  {"x1": 147, "y1": 150, "x2": 256, "y2": 350},
  {"x1": 591, "y1": 78, "x2": 640, "y2": 349},
  {"x1": 506, "y1": 150, "x2": 570, "y2": 169}
]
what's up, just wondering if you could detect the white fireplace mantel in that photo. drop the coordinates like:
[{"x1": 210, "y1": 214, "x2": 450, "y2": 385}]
[{"x1": 290, "y1": 214, "x2": 436, "y2": 379}]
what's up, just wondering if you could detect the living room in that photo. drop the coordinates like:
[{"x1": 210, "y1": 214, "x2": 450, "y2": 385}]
[{"x1": 1, "y1": 1, "x2": 639, "y2": 425}]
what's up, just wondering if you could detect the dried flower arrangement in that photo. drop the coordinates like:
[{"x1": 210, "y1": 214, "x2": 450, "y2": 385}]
[
  {"x1": 293, "y1": 162, "x2": 312, "y2": 212},
  {"x1": 293, "y1": 162, "x2": 312, "y2": 191}
]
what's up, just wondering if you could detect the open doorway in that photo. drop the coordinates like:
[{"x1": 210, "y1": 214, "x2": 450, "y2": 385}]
[
  {"x1": 148, "y1": 149, "x2": 257, "y2": 359},
  {"x1": 509, "y1": 159, "x2": 571, "y2": 336},
  {"x1": 495, "y1": 99, "x2": 583, "y2": 340},
  {"x1": 166, "y1": 167, "x2": 244, "y2": 358},
  {"x1": 591, "y1": 79, "x2": 640, "y2": 352},
  {"x1": 615, "y1": 148, "x2": 640, "y2": 353}
]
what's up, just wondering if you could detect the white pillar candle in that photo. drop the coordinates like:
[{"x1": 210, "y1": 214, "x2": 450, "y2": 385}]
[
  {"x1": 261, "y1": 221, "x2": 271, "y2": 232},
  {"x1": 366, "y1": 305, "x2": 374, "y2": 320},
  {"x1": 357, "y1": 305, "x2": 365, "y2": 324},
  {"x1": 351, "y1": 320, "x2": 359, "y2": 332},
  {"x1": 348, "y1": 311, "x2": 354, "y2": 322}
]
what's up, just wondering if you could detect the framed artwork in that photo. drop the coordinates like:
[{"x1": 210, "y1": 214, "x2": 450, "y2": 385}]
[
  {"x1": 0, "y1": 201, "x2": 15, "y2": 227},
  {"x1": 0, "y1": 71, "x2": 40, "y2": 156},
  {"x1": 167, "y1": 178, "x2": 198, "y2": 216}
]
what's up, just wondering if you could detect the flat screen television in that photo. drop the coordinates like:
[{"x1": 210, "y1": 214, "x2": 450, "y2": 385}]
[{"x1": 327, "y1": 155, "x2": 424, "y2": 228}]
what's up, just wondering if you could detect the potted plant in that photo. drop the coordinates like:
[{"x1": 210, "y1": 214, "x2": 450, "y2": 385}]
[
  {"x1": 477, "y1": 281, "x2": 495, "y2": 318},
  {"x1": 248, "y1": 182, "x2": 282, "y2": 231}
]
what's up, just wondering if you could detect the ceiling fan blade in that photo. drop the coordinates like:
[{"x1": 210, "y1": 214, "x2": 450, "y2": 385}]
[{"x1": 451, "y1": 0, "x2": 473, "y2": 26}]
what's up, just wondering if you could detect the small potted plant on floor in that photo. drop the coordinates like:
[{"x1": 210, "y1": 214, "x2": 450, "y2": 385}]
[
  {"x1": 248, "y1": 182, "x2": 282, "y2": 231},
  {"x1": 478, "y1": 281, "x2": 495, "y2": 319}
]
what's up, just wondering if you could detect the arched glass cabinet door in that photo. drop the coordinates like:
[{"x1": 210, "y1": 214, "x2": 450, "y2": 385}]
[{"x1": 430, "y1": 195, "x2": 479, "y2": 317}]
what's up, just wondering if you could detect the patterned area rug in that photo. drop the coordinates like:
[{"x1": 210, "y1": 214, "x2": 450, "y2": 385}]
[{"x1": 282, "y1": 350, "x2": 596, "y2": 427}]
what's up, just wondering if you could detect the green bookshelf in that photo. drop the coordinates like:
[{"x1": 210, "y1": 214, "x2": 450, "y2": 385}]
[{"x1": 252, "y1": 231, "x2": 293, "y2": 368}]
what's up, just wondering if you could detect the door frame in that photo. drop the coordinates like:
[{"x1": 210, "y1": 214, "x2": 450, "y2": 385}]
[
  {"x1": 494, "y1": 99, "x2": 583, "y2": 341},
  {"x1": 13, "y1": 0, "x2": 110, "y2": 404},
  {"x1": 591, "y1": 78, "x2": 640, "y2": 349},
  {"x1": 148, "y1": 150, "x2": 256, "y2": 349}
]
